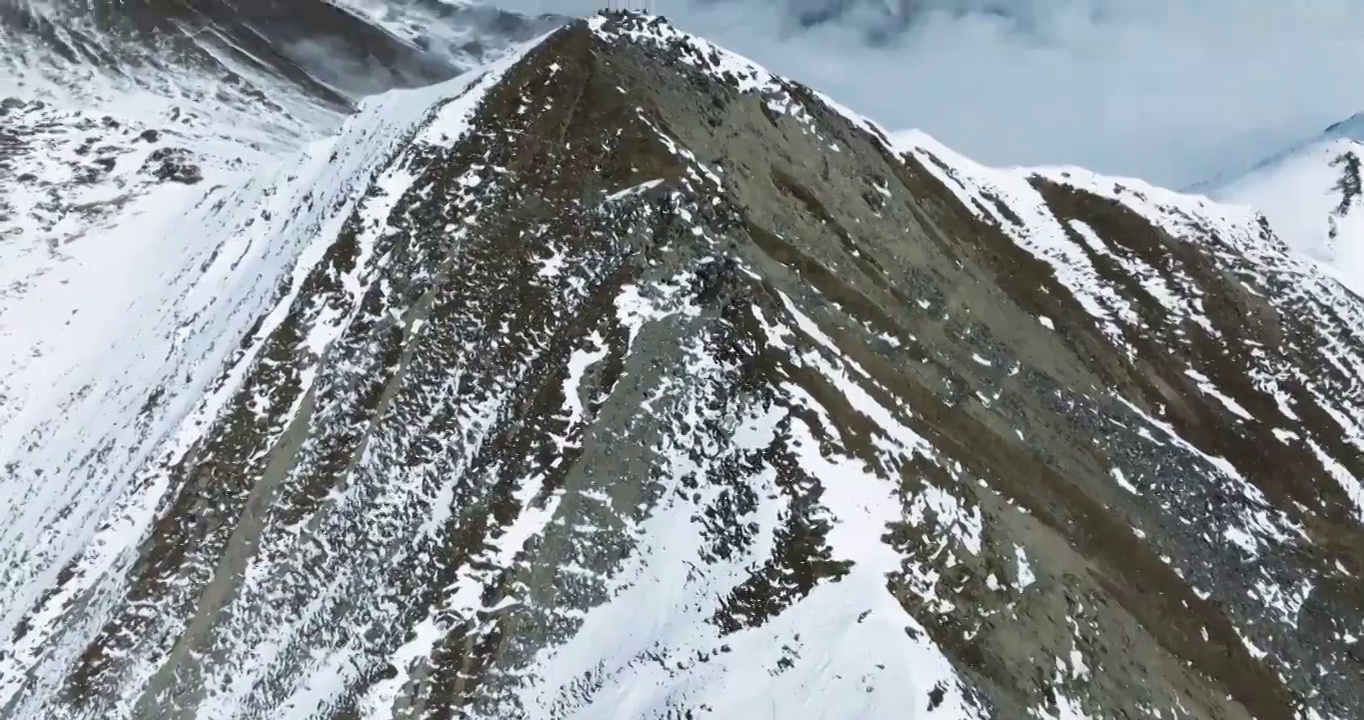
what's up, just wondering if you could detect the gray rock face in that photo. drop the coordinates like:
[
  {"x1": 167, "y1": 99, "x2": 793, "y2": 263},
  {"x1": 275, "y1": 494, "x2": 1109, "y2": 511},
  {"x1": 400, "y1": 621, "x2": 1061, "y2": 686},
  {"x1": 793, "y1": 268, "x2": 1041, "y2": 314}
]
[{"x1": 1, "y1": 11, "x2": 1361, "y2": 720}]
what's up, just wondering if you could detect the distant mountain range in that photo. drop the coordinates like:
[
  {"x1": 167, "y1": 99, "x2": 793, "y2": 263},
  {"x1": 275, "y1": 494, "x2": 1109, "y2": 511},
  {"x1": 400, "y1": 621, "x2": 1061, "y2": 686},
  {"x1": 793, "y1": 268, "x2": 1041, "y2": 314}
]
[
  {"x1": 1199, "y1": 112, "x2": 1364, "y2": 298},
  {"x1": 1, "y1": 3, "x2": 1361, "y2": 719}
]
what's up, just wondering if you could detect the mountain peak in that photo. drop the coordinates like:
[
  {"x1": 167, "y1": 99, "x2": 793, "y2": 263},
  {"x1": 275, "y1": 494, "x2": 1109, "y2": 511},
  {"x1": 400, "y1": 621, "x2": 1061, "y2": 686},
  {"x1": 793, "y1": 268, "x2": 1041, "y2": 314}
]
[
  {"x1": 1323, "y1": 111, "x2": 1364, "y2": 141},
  {"x1": 3, "y1": 9, "x2": 1363, "y2": 720},
  {"x1": 1206, "y1": 112, "x2": 1364, "y2": 294}
]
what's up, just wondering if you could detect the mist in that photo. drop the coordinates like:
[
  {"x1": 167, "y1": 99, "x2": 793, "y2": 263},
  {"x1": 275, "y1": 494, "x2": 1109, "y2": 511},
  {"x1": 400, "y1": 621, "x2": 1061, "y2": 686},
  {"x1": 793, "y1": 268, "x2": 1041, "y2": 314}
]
[{"x1": 488, "y1": 0, "x2": 1364, "y2": 187}]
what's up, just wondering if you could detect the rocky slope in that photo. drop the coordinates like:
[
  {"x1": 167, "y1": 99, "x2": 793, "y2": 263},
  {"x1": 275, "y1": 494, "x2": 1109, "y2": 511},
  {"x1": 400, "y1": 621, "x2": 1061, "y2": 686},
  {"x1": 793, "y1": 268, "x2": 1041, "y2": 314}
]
[{"x1": 2, "y1": 9, "x2": 1362, "y2": 720}]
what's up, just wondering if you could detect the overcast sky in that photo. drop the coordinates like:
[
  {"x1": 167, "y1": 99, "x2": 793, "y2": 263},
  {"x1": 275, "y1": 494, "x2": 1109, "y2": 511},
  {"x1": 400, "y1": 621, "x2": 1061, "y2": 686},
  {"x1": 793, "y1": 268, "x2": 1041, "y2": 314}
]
[{"x1": 489, "y1": 0, "x2": 1364, "y2": 188}]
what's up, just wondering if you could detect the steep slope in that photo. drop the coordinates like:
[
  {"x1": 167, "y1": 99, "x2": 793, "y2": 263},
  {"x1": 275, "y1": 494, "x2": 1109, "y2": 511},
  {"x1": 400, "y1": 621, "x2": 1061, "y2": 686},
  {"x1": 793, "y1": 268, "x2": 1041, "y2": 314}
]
[
  {"x1": 3, "y1": 11, "x2": 1362, "y2": 720},
  {"x1": 0, "y1": 61, "x2": 488, "y2": 714},
  {"x1": 1205, "y1": 118, "x2": 1364, "y2": 297},
  {"x1": 0, "y1": 0, "x2": 503, "y2": 512},
  {"x1": 0, "y1": 0, "x2": 559, "y2": 474}
]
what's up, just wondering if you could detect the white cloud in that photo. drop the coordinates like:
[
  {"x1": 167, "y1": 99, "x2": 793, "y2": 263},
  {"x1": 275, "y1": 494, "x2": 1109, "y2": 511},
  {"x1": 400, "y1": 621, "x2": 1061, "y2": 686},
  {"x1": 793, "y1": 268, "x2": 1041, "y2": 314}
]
[{"x1": 490, "y1": 0, "x2": 1364, "y2": 187}]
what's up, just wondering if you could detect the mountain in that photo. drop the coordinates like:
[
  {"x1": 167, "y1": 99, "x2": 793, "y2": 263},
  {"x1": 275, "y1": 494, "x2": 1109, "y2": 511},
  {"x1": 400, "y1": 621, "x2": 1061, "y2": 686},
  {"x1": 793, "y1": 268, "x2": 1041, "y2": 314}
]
[
  {"x1": 0, "y1": 0, "x2": 559, "y2": 503},
  {"x1": 2, "y1": 8, "x2": 1363, "y2": 720},
  {"x1": 1322, "y1": 112, "x2": 1364, "y2": 142},
  {"x1": 328, "y1": 0, "x2": 569, "y2": 67},
  {"x1": 1202, "y1": 116, "x2": 1364, "y2": 298}
]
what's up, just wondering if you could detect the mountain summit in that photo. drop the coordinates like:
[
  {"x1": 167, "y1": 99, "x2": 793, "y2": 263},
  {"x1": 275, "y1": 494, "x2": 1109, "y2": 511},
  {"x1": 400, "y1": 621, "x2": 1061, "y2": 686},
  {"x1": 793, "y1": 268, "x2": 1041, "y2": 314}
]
[
  {"x1": 1206, "y1": 115, "x2": 1364, "y2": 297},
  {"x1": 1323, "y1": 112, "x2": 1364, "y2": 142},
  {"x1": 1, "y1": 10, "x2": 1362, "y2": 720}
]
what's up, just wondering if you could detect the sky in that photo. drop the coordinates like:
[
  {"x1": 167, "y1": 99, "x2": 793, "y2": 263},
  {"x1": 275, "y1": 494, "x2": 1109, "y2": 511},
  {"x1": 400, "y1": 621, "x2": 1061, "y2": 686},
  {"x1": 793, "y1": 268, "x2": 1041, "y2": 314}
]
[{"x1": 488, "y1": 0, "x2": 1364, "y2": 188}]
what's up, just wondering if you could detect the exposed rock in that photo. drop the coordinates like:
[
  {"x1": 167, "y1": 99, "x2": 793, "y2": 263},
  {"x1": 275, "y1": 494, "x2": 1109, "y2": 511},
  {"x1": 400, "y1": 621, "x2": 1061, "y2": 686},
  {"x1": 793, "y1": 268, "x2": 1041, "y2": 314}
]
[{"x1": 143, "y1": 147, "x2": 202, "y2": 184}]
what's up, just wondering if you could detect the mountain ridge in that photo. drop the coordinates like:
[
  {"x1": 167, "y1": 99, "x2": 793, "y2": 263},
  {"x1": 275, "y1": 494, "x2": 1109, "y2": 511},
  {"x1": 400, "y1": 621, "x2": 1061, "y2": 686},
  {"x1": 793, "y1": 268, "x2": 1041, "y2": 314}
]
[
  {"x1": 1323, "y1": 112, "x2": 1364, "y2": 142},
  {"x1": 0, "y1": 9, "x2": 1361, "y2": 720}
]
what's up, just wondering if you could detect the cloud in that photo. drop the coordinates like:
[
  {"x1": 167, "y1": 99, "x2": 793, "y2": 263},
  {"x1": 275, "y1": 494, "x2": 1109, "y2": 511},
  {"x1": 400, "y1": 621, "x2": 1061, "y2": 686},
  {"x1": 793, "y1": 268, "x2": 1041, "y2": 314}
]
[{"x1": 487, "y1": 0, "x2": 1364, "y2": 187}]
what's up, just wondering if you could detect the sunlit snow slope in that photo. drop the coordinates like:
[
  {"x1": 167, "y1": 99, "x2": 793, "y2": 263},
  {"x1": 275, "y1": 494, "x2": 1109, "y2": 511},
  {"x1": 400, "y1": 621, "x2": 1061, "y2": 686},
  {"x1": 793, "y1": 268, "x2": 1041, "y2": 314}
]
[
  {"x1": 2, "y1": 9, "x2": 1362, "y2": 720},
  {"x1": 1207, "y1": 115, "x2": 1364, "y2": 297}
]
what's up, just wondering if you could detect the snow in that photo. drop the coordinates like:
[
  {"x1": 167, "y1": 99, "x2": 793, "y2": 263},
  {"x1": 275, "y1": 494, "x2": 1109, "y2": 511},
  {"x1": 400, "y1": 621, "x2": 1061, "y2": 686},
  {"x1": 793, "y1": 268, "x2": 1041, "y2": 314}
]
[
  {"x1": 1224, "y1": 526, "x2": 1261, "y2": 559},
  {"x1": 0, "y1": 8, "x2": 334, "y2": 153},
  {"x1": 1184, "y1": 368, "x2": 1256, "y2": 422},
  {"x1": 1253, "y1": 575, "x2": 1313, "y2": 629},
  {"x1": 1014, "y1": 546, "x2": 1036, "y2": 589},
  {"x1": 0, "y1": 105, "x2": 382, "y2": 694},
  {"x1": 772, "y1": 292, "x2": 984, "y2": 560},
  {"x1": 0, "y1": 28, "x2": 550, "y2": 714},
  {"x1": 512, "y1": 282, "x2": 981, "y2": 719},
  {"x1": 537, "y1": 245, "x2": 569, "y2": 277},
  {"x1": 1110, "y1": 468, "x2": 1140, "y2": 495},
  {"x1": 559, "y1": 331, "x2": 610, "y2": 441},
  {"x1": 615, "y1": 274, "x2": 704, "y2": 353},
  {"x1": 1211, "y1": 137, "x2": 1364, "y2": 296},
  {"x1": 786, "y1": 420, "x2": 902, "y2": 574},
  {"x1": 1068, "y1": 219, "x2": 1201, "y2": 332},
  {"x1": 356, "y1": 615, "x2": 444, "y2": 717},
  {"x1": 606, "y1": 178, "x2": 665, "y2": 201},
  {"x1": 416, "y1": 39, "x2": 548, "y2": 146},
  {"x1": 1304, "y1": 438, "x2": 1364, "y2": 524}
]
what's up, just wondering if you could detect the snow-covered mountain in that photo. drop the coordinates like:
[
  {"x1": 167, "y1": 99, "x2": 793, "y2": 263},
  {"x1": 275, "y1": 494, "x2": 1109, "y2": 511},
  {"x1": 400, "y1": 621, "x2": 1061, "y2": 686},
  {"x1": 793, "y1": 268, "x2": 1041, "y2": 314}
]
[
  {"x1": 329, "y1": 0, "x2": 568, "y2": 66},
  {"x1": 1, "y1": 6, "x2": 1362, "y2": 720},
  {"x1": 0, "y1": 0, "x2": 560, "y2": 527},
  {"x1": 1202, "y1": 115, "x2": 1364, "y2": 298}
]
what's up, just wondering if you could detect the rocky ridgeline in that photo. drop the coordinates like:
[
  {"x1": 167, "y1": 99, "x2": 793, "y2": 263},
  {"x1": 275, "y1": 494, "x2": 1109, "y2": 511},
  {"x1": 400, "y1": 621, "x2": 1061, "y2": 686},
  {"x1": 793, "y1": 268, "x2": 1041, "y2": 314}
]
[{"x1": 0, "y1": 11, "x2": 1361, "y2": 720}]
